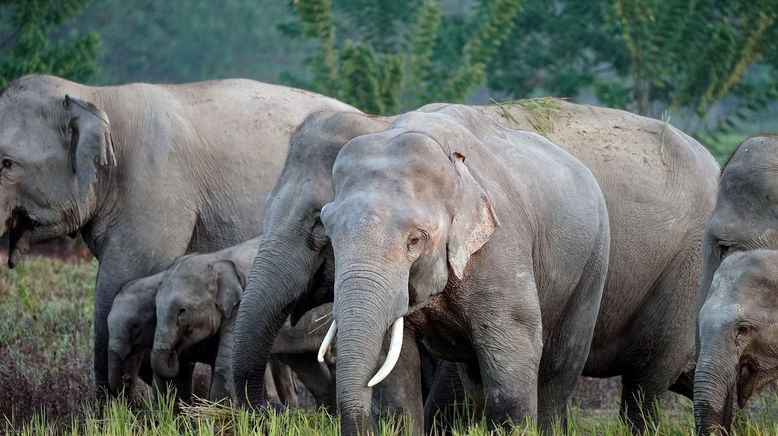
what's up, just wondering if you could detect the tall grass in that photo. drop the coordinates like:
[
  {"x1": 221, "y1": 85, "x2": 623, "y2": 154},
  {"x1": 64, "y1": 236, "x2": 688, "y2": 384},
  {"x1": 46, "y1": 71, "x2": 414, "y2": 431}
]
[{"x1": 3, "y1": 256, "x2": 778, "y2": 435}]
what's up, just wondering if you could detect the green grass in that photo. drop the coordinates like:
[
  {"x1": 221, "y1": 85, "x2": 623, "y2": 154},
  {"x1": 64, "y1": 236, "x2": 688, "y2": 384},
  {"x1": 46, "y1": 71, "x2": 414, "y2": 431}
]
[{"x1": 3, "y1": 256, "x2": 778, "y2": 435}]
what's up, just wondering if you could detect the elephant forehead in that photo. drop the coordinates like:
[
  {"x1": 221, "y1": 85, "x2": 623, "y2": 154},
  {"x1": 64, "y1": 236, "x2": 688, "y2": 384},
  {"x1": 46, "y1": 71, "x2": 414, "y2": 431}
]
[
  {"x1": 0, "y1": 102, "x2": 65, "y2": 156},
  {"x1": 335, "y1": 137, "x2": 454, "y2": 196}
]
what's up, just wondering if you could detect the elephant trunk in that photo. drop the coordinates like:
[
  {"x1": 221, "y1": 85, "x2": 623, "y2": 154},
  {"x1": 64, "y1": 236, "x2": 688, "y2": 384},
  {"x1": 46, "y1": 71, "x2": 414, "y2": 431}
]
[
  {"x1": 233, "y1": 237, "x2": 317, "y2": 408},
  {"x1": 107, "y1": 348, "x2": 127, "y2": 394},
  {"x1": 694, "y1": 336, "x2": 738, "y2": 435},
  {"x1": 151, "y1": 330, "x2": 180, "y2": 380},
  {"x1": 334, "y1": 260, "x2": 408, "y2": 436}
]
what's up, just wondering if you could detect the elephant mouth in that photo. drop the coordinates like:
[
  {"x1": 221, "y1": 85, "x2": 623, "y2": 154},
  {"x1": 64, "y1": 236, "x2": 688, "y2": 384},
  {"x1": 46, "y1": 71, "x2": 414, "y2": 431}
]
[
  {"x1": 736, "y1": 360, "x2": 757, "y2": 408},
  {"x1": 6, "y1": 208, "x2": 37, "y2": 268}
]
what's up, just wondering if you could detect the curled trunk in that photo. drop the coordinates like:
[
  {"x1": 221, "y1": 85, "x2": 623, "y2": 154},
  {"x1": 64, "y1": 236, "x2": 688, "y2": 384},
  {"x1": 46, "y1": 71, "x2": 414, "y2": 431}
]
[
  {"x1": 694, "y1": 339, "x2": 738, "y2": 435},
  {"x1": 151, "y1": 347, "x2": 180, "y2": 380},
  {"x1": 232, "y1": 238, "x2": 316, "y2": 407}
]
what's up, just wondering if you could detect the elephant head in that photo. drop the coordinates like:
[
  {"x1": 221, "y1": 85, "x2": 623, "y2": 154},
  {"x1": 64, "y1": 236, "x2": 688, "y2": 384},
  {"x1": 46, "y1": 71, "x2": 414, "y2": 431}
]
[
  {"x1": 107, "y1": 273, "x2": 161, "y2": 394},
  {"x1": 151, "y1": 255, "x2": 244, "y2": 379},
  {"x1": 0, "y1": 76, "x2": 117, "y2": 265},
  {"x1": 700, "y1": 135, "x2": 778, "y2": 306},
  {"x1": 695, "y1": 250, "x2": 778, "y2": 435},
  {"x1": 232, "y1": 110, "x2": 387, "y2": 407},
  {"x1": 318, "y1": 112, "x2": 497, "y2": 433}
]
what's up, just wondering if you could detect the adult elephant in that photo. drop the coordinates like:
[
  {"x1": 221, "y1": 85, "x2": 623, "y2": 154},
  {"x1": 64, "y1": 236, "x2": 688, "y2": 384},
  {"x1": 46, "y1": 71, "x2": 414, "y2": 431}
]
[
  {"x1": 476, "y1": 100, "x2": 719, "y2": 429},
  {"x1": 319, "y1": 105, "x2": 611, "y2": 433},
  {"x1": 0, "y1": 74, "x2": 354, "y2": 398},
  {"x1": 694, "y1": 135, "x2": 778, "y2": 434},
  {"x1": 233, "y1": 100, "x2": 719, "y2": 430}
]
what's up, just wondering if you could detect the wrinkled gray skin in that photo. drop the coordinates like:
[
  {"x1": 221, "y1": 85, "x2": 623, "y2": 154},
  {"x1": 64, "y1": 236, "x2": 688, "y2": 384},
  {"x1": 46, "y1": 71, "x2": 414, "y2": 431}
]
[
  {"x1": 107, "y1": 264, "x2": 296, "y2": 405},
  {"x1": 477, "y1": 102, "x2": 719, "y2": 429},
  {"x1": 273, "y1": 304, "x2": 338, "y2": 412},
  {"x1": 107, "y1": 273, "x2": 162, "y2": 397},
  {"x1": 152, "y1": 237, "x2": 335, "y2": 406},
  {"x1": 233, "y1": 101, "x2": 719, "y2": 433},
  {"x1": 695, "y1": 135, "x2": 778, "y2": 435},
  {"x1": 321, "y1": 106, "x2": 610, "y2": 434},
  {"x1": 151, "y1": 237, "x2": 257, "y2": 401},
  {"x1": 696, "y1": 250, "x2": 778, "y2": 435},
  {"x1": 232, "y1": 111, "x2": 425, "y2": 429},
  {"x1": 0, "y1": 75, "x2": 354, "y2": 398}
]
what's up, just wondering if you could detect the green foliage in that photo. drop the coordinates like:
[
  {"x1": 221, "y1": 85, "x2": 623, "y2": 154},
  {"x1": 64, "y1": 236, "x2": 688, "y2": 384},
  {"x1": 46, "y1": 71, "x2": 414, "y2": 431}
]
[
  {"x1": 0, "y1": 0, "x2": 100, "y2": 89},
  {"x1": 78, "y1": 0, "x2": 310, "y2": 85},
  {"x1": 488, "y1": 0, "x2": 778, "y2": 137},
  {"x1": 283, "y1": 0, "x2": 523, "y2": 114}
]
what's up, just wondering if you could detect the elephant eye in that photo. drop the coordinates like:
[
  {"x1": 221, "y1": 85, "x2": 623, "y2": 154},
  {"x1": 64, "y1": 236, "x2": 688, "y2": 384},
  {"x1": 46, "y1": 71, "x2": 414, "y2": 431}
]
[
  {"x1": 2, "y1": 159, "x2": 11, "y2": 169},
  {"x1": 736, "y1": 323, "x2": 753, "y2": 337},
  {"x1": 406, "y1": 231, "x2": 427, "y2": 253},
  {"x1": 178, "y1": 307, "x2": 187, "y2": 315}
]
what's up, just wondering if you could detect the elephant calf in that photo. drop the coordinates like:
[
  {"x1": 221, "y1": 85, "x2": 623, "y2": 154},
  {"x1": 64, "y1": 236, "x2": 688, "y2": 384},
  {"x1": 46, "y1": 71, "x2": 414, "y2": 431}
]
[
  {"x1": 109, "y1": 235, "x2": 336, "y2": 406},
  {"x1": 108, "y1": 267, "x2": 297, "y2": 405},
  {"x1": 696, "y1": 250, "x2": 778, "y2": 435},
  {"x1": 149, "y1": 236, "x2": 257, "y2": 401},
  {"x1": 695, "y1": 134, "x2": 778, "y2": 435}
]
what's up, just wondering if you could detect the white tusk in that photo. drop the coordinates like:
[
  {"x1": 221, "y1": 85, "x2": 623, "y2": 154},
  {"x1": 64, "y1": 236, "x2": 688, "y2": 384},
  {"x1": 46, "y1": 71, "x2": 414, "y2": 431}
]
[
  {"x1": 367, "y1": 317, "x2": 404, "y2": 388},
  {"x1": 317, "y1": 320, "x2": 337, "y2": 363}
]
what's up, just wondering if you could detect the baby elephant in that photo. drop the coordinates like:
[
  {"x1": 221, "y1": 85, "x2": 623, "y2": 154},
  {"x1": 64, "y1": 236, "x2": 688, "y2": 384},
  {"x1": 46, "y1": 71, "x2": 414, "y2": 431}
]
[
  {"x1": 696, "y1": 249, "x2": 778, "y2": 435},
  {"x1": 150, "y1": 237, "x2": 260, "y2": 401},
  {"x1": 107, "y1": 273, "x2": 161, "y2": 397}
]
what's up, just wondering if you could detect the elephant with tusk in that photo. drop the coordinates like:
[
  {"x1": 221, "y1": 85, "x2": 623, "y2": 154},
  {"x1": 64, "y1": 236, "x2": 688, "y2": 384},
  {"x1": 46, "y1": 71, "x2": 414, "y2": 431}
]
[{"x1": 233, "y1": 100, "x2": 719, "y2": 434}]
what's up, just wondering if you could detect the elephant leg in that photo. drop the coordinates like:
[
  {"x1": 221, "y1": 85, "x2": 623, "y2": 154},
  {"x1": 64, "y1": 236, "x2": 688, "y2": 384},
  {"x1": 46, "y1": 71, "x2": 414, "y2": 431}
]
[
  {"x1": 211, "y1": 318, "x2": 236, "y2": 402},
  {"x1": 264, "y1": 365, "x2": 281, "y2": 404},
  {"x1": 175, "y1": 360, "x2": 196, "y2": 405},
  {"x1": 469, "y1": 273, "x2": 543, "y2": 430},
  {"x1": 371, "y1": 325, "x2": 424, "y2": 435},
  {"x1": 620, "y1": 246, "x2": 701, "y2": 433},
  {"x1": 280, "y1": 353, "x2": 336, "y2": 412},
  {"x1": 138, "y1": 352, "x2": 154, "y2": 387},
  {"x1": 270, "y1": 357, "x2": 299, "y2": 408},
  {"x1": 423, "y1": 360, "x2": 469, "y2": 433},
  {"x1": 93, "y1": 226, "x2": 193, "y2": 401},
  {"x1": 538, "y1": 249, "x2": 606, "y2": 432}
]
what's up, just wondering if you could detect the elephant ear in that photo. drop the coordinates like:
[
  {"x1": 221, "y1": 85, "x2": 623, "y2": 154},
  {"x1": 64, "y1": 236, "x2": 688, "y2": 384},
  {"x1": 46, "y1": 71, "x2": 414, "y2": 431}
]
[
  {"x1": 447, "y1": 152, "x2": 498, "y2": 280},
  {"x1": 65, "y1": 95, "x2": 117, "y2": 199},
  {"x1": 213, "y1": 260, "x2": 246, "y2": 319}
]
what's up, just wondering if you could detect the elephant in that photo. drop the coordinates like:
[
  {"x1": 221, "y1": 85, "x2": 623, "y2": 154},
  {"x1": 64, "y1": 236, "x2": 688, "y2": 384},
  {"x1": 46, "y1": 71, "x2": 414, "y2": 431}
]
[
  {"x1": 0, "y1": 74, "x2": 355, "y2": 398},
  {"x1": 107, "y1": 263, "x2": 297, "y2": 405},
  {"x1": 317, "y1": 105, "x2": 611, "y2": 433},
  {"x1": 695, "y1": 250, "x2": 778, "y2": 435},
  {"x1": 150, "y1": 236, "x2": 257, "y2": 401},
  {"x1": 694, "y1": 134, "x2": 778, "y2": 434},
  {"x1": 109, "y1": 235, "x2": 336, "y2": 407},
  {"x1": 233, "y1": 100, "x2": 719, "y2": 432},
  {"x1": 106, "y1": 273, "x2": 160, "y2": 397},
  {"x1": 233, "y1": 106, "x2": 612, "y2": 433}
]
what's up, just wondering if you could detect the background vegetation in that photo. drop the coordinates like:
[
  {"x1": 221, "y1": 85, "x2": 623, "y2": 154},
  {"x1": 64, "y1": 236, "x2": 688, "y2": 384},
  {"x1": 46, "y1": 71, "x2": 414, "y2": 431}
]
[{"x1": 1, "y1": 0, "x2": 776, "y2": 159}]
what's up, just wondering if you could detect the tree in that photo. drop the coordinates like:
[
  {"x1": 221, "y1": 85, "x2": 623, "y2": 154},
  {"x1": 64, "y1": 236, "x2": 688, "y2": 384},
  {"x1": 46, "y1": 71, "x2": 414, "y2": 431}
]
[
  {"x1": 76, "y1": 0, "x2": 310, "y2": 85},
  {"x1": 0, "y1": 0, "x2": 100, "y2": 89},
  {"x1": 488, "y1": 0, "x2": 778, "y2": 136},
  {"x1": 281, "y1": 0, "x2": 523, "y2": 114}
]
